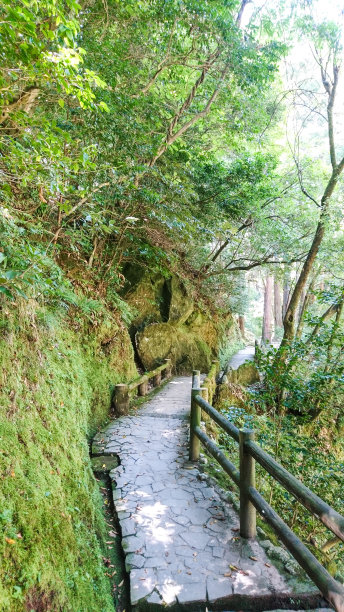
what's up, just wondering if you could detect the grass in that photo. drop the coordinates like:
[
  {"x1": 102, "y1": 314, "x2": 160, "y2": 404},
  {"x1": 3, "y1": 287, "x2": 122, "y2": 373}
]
[{"x1": 0, "y1": 302, "x2": 137, "y2": 611}]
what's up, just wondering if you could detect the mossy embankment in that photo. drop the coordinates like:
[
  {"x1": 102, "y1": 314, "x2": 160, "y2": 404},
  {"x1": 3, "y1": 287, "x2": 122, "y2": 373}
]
[{"x1": 0, "y1": 301, "x2": 136, "y2": 611}]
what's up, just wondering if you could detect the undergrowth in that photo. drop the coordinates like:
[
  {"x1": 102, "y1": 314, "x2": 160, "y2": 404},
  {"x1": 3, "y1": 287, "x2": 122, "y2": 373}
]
[{"x1": 204, "y1": 401, "x2": 344, "y2": 582}]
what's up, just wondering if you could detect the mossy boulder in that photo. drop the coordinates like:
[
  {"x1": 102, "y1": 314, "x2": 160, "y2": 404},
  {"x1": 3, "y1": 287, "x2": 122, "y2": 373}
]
[
  {"x1": 186, "y1": 310, "x2": 222, "y2": 351},
  {"x1": 226, "y1": 361, "x2": 259, "y2": 385},
  {"x1": 135, "y1": 322, "x2": 212, "y2": 373},
  {"x1": 216, "y1": 382, "x2": 248, "y2": 408},
  {"x1": 122, "y1": 265, "x2": 242, "y2": 373},
  {"x1": 123, "y1": 271, "x2": 166, "y2": 329}
]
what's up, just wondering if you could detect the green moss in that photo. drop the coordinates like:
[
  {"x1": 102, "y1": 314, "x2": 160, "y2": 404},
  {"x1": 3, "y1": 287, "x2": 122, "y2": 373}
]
[
  {"x1": 0, "y1": 303, "x2": 136, "y2": 611},
  {"x1": 135, "y1": 322, "x2": 213, "y2": 372}
]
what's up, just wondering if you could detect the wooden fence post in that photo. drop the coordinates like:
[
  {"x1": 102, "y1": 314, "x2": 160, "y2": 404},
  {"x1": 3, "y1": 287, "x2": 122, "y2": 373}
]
[
  {"x1": 189, "y1": 388, "x2": 201, "y2": 461},
  {"x1": 164, "y1": 358, "x2": 172, "y2": 378},
  {"x1": 212, "y1": 359, "x2": 220, "y2": 376},
  {"x1": 200, "y1": 386, "x2": 208, "y2": 423},
  {"x1": 152, "y1": 371, "x2": 161, "y2": 387},
  {"x1": 200, "y1": 386, "x2": 208, "y2": 402},
  {"x1": 192, "y1": 369, "x2": 200, "y2": 389},
  {"x1": 239, "y1": 428, "x2": 256, "y2": 538},
  {"x1": 138, "y1": 381, "x2": 148, "y2": 396},
  {"x1": 254, "y1": 339, "x2": 259, "y2": 361},
  {"x1": 114, "y1": 384, "x2": 130, "y2": 414}
]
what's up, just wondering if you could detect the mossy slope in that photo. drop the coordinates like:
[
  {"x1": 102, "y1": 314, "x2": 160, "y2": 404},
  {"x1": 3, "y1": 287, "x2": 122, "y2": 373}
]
[{"x1": 0, "y1": 303, "x2": 136, "y2": 611}]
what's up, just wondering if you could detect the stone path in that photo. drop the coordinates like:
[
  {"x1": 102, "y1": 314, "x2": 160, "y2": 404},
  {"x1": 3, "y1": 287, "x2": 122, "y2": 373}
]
[
  {"x1": 227, "y1": 345, "x2": 255, "y2": 370},
  {"x1": 93, "y1": 377, "x2": 323, "y2": 611}
]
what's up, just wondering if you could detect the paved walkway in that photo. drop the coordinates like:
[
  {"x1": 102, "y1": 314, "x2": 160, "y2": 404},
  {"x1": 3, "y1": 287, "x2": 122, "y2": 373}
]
[
  {"x1": 227, "y1": 345, "x2": 255, "y2": 370},
  {"x1": 93, "y1": 377, "x2": 320, "y2": 611}
]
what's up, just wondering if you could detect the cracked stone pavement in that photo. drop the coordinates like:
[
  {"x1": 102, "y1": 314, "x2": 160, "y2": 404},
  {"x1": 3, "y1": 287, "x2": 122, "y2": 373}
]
[{"x1": 93, "y1": 377, "x2": 320, "y2": 610}]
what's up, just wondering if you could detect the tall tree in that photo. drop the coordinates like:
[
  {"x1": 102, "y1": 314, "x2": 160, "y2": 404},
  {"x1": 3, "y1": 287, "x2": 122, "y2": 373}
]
[
  {"x1": 262, "y1": 274, "x2": 274, "y2": 343},
  {"x1": 274, "y1": 277, "x2": 283, "y2": 329},
  {"x1": 279, "y1": 22, "x2": 344, "y2": 348}
]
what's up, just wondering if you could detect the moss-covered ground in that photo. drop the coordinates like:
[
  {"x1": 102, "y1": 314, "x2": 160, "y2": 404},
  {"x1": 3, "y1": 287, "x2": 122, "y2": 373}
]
[{"x1": 0, "y1": 302, "x2": 136, "y2": 611}]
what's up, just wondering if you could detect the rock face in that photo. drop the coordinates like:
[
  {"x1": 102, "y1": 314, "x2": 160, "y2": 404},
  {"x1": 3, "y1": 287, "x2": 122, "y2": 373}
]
[
  {"x1": 122, "y1": 266, "x2": 241, "y2": 373},
  {"x1": 169, "y1": 276, "x2": 194, "y2": 324},
  {"x1": 135, "y1": 322, "x2": 213, "y2": 373}
]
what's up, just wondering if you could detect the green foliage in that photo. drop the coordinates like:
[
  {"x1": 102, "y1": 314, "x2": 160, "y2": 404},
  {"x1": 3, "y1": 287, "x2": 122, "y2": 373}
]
[
  {"x1": 211, "y1": 403, "x2": 344, "y2": 579},
  {"x1": 255, "y1": 301, "x2": 344, "y2": 419},
  {"x1": 1, "y1": 0, "x2": 344, "y2": 605},
  {"x1": 0, "y1": 0, "x2": 289, "y2": 309}
]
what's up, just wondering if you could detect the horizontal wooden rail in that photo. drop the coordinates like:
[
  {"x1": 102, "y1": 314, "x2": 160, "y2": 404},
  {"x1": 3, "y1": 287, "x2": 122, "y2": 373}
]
[
  {"x1": 128, "y1": 361, "x2": 170, "y2": 392},
  {"x1": 189, "y1": 388, "x2": 344, "y2": 612},
  {"x1": 194, "y1": 425, "x2": 344, "y2": 610},
  {"x1": 194, "y1": 425, "x2": 239, "y2": 486},
  {"x1": 194, "y1": 394, "x2": 239, "y2": 442},
  {"x1": 246, "y1": 439, "x2": 344, "y2": 543},
  {"x1": 246, "y1": 484, "x2": 344, "y2": 612},
  {"x1": 114, "y1": 359, "x2": 172, "y2": 414}
]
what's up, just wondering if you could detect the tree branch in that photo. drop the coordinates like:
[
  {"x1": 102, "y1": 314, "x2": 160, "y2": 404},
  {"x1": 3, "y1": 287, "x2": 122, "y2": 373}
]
[
  {"x1": 148, "y1": 50, "x2": 226, "y2": 167},
  {"x1": 0, "y1": 85, "x2": 39, "y2": 124},
  {"x1": 305, "y1": 298, "x2": 342, "y2": 346},
  {"x1": 207, "y1": 253, "x2": 308, "y2": 275},
  {"x1": 321, "y1": 62, "x2": 339, "y2": 170}
]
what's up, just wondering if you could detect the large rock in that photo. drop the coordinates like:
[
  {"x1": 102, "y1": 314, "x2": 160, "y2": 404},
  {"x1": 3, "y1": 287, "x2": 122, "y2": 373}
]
[
  {"x1": 122, "y1": 270, "x2": 166, "y2": 329},
  {"x1": 122, "y1": 267, "x2": 195, "y2": 328},
  {"x1": 168, "y1": 276, "x2": 194, "y2": 324},
  {"x1": 227, "y1": 361, "x2": 260, "y2": 385},
  {"x1": 122, "y1": 266, "x2": 243, "y2": 374},
  {"x1": 216, "y1": 382, "x2": 248, "y2": 408},
  {"x1": 135, "y1": 322, "x2": 212, "y2": 373}
]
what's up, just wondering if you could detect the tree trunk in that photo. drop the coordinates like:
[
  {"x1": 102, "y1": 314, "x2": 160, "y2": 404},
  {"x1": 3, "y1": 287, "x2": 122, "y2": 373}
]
[
  {"x1": 282, "y1": 276, "x2": 290, "y2": 319},
  {"x1": 274, "y1": 278, "x2": 283, "y2": 328},
  {"x1": 295, "y1": 278, "x2": 315, "y2": 339},
  {"x1": 282, "y1": 205, "x2": 330, "y2": 344},
  {"x1": 238, "y1": 315, "x2": 245, "y2": 337},
  {"x1": 310, "y1": 297, "x2": 344, "y2": 419},
  {"x1": 262, "y1": 275, "x2": 274, "y2": 344}
]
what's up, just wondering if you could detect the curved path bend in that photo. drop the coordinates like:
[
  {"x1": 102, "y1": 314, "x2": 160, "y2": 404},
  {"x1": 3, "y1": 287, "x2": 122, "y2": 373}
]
[
  {"x1": 93, "y1": 376, "x2": 323, "y2": 611},
  {"x1": 227, "y1": 345, "x2": 255, "y2": 370}
]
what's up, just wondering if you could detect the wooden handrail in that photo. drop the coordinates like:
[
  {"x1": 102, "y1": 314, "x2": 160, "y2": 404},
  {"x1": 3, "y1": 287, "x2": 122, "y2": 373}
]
[
  {"x1": 246, "y1": 438, "x2": 344, "y2": 542},
  {"x1": 193, "y1": 393, "x2": 239, "y2": 442},
  {"x1": 201, "y1": 360, "x2": 219, "y2": 404},
  {"x1": 189, "y1": 389, "x2": 344, "y2": 612},
  {"x1": 113, "y1": 359, "x2": 172, "y2": 414},
  {"x1": 127, "y1": 361, "x2": 170, "y2": 392}
]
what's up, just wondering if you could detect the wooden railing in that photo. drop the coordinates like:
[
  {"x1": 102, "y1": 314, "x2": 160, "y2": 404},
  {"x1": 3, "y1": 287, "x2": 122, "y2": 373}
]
[
  {"x1": 189, "y1": 383, "x2": 344, "y2": 612},
  {"x1": 191, "y1": 360, "x2": 219, "y2": 406},
  {"x1": 113, "y1": 359, "x2": 172, "y2": 413}
]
